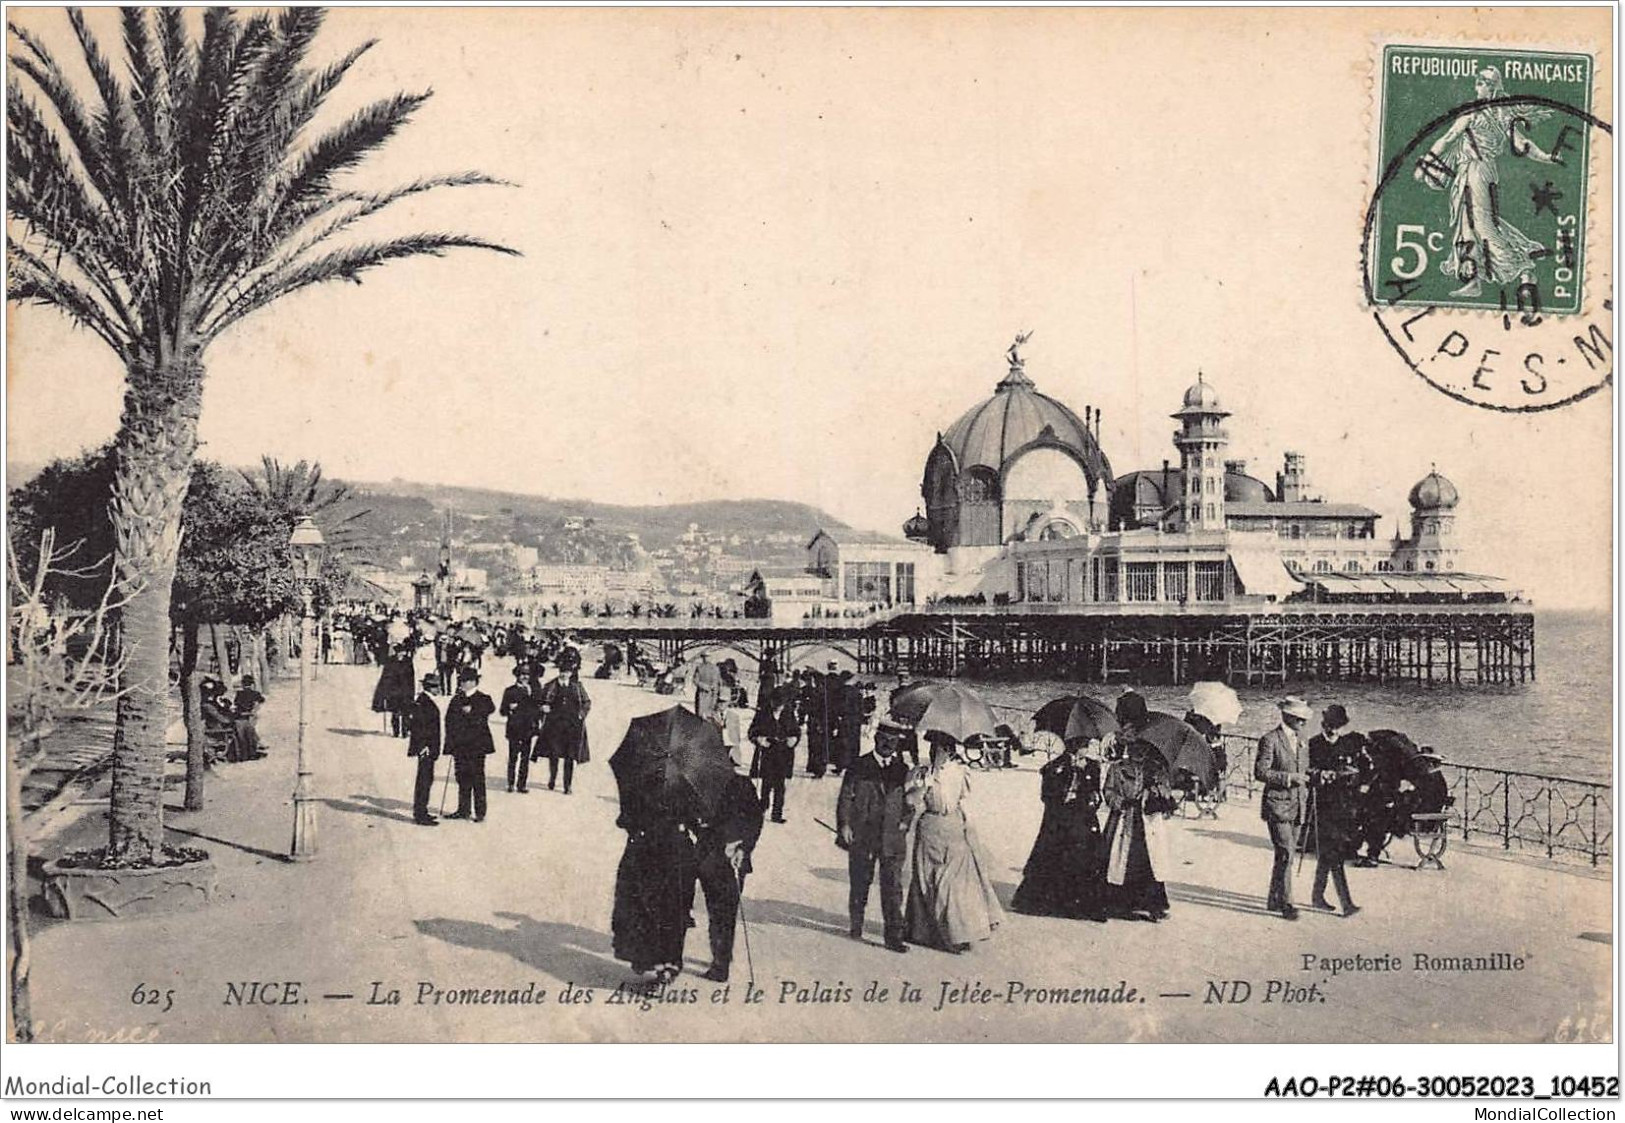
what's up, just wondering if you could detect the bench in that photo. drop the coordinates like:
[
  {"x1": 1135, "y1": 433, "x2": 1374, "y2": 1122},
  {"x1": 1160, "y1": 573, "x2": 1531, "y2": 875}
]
[{"x1": 1411, "y1": 811, "x2": 1453, "y2": 870}]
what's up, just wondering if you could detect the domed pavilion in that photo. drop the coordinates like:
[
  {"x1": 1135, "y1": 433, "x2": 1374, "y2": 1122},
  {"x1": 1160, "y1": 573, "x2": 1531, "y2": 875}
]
[{"x1": 920, "y1": 346, "x2": 1113, "y2": 552}]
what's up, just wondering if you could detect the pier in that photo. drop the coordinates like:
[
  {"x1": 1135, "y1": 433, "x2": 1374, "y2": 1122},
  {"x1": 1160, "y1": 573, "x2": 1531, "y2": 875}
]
[{"x1": 567, "y1": 603, "x2": 1536, "y2": 687}]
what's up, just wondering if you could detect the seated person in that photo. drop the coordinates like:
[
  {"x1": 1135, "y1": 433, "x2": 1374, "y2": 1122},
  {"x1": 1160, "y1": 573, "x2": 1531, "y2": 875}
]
[
  {"x1": 200, "y1": 678, "x2": 237, "y2": 762},
  {"x1": 233, "y1": 675, "x2": 267, "y2": 759}
]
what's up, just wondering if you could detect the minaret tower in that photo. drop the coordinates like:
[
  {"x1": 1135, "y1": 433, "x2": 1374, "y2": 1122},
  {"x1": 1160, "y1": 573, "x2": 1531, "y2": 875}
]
[{"x1": 1171, "y1": 372, "x2": 1231, "y2": 531}]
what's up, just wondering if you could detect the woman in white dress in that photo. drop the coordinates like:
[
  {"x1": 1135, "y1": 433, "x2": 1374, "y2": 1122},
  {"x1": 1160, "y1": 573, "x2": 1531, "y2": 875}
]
[{"x1": 905, "y1": 735, "x2": 1005, "y2": 951}]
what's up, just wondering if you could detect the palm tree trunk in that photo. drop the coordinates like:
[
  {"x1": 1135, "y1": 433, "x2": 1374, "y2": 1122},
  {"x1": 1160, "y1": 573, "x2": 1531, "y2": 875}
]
[{"x1": 107, "y1": 356, "x2": 204, "y2": 864}]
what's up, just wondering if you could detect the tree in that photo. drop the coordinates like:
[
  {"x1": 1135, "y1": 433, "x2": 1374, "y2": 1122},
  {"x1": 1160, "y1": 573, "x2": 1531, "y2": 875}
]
[
  {"x1": 7, "y1": 8, "x2": 516, "y2": 863},
  {"x1": 8, "y1": 529, "x2": 132, "y2": 1040}
]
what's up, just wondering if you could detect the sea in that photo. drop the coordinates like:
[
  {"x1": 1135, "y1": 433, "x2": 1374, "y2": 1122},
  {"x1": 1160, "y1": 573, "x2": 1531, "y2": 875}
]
[{"x1": 781, "y1": 610, "x2": 1615, "y2": 784}]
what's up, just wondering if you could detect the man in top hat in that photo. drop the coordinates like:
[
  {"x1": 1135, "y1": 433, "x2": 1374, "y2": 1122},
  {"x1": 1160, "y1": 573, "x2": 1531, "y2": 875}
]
[
  {"x1": 499, "y1": 664, "x2": 539, "y2": 793},
  {"x1": 1256, "y1": 696, "x2": 1313, "y2": 920},
  {"x1": 444, "y1": 666, "x2": 496, "y2": 822},
  {"x1": 1307, "y1": 703, "x2": 1367, "y2": 917},
  {"x1": 690, "y1": 773, "x2": 764, "y2": 983},
  {"x1": 408, "y1": 673, "x2": 442, "y2": 826},
  {"x1": 837, "y1": 722, "x2": 917, "y2": 952}
]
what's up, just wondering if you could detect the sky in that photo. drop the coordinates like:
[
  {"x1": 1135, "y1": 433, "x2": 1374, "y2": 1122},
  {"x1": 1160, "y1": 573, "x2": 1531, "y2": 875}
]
[{"x1": 5, "y1": 7, "x2": 1615, "y2": 609}]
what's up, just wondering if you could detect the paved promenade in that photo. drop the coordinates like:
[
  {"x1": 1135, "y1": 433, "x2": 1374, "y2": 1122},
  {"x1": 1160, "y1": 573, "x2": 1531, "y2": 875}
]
[{"x1": 22, "y1": 661, "x2": 1612, "y2": 1045}]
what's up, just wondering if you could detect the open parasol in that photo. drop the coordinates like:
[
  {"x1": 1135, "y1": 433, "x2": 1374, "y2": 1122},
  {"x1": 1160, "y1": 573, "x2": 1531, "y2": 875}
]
[
  {"x1": 1187, "y1": 681, "x2": 1243, "y2": 727},
  {"x1": 609, "y1": 706, "x2": 738, "y2": 830},
  {"x1": 887, "y1": 681, "x2": 999, "y2": 744},
  {"x1": 1135, "y1": 712, "x2": 1219, "y2": 791},
  {"x1": 1033, "y1": 695, "x2": 1119, "y2": 745}
]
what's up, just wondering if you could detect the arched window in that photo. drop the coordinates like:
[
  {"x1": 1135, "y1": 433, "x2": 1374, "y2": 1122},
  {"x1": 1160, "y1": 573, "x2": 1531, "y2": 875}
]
[
  {"x1": 1344, "y1": 560, "x2": 1361, "y2": 572},
  {"x1": 1313, "y1": 559, "x2": 1333, "y2": 573},
  {"x1": 1204, "y1": 503, "x2": 1215, "y2": 522},
  {"x1": 962, "y1": 468, "x2": 999, "y2": 503},
  {"x1": 1038, "y1": 519, "x2": 1078, "y2": 541},
  {"x1": 1376, "y1": 559, "x2": 1393, "y2": 572},
  {"x1": 1404, "y1": 560, "x2": 1415, "y2": 572},
  {"x1": 1425, "y1": 560, "x2": 1435, "y2": 571}
]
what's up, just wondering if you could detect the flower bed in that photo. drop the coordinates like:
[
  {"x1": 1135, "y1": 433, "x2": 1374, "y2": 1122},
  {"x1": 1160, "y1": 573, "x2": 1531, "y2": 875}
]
[{"x1": 42, "y1": 846, "x2": 216, "y2": 921}]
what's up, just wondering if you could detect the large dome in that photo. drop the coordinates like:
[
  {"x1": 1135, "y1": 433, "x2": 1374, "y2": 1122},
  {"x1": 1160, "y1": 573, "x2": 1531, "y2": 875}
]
[
  {"x1": 1409, "y1": 469, "x2": 1459, "y2": 510},
  {"x1": 938, "y1": 368, "x2": 1112, "y2": 487}
]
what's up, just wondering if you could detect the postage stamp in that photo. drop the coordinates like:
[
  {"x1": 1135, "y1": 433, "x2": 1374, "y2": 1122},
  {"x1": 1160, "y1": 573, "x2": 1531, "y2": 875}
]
[{"x1": 1368, "y1": 44, "x2": 1594, "y2": 316}]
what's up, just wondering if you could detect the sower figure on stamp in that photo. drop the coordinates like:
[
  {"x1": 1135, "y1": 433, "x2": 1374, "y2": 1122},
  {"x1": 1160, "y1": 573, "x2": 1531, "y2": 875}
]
[
  {"x1": 444, "y1": 667, "x2": 496, "y2": 822},
  {"x1": 691, "y1": 774, "x2": 764, "y2": 983},
  {"x1": 408, "y1": 673, "x2": 442, "y2": 826},
  {"x1": 837, "y1": 724, "x2": 918, "y2": 952},
  {"x1": 1256, "y1": 696, "x2": 1313, "y2": 920},
  {"x1": 500, "y1": 665, "x2": 539, "y2": 793}
]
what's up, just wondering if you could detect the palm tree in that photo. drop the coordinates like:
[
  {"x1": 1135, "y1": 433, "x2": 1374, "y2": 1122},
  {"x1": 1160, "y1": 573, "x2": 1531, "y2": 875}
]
[
  {"x1": 248, "y1": 455, "x2": 371, "y2": 554},
  {"x1": 7, "y1": 8, "x2": 516, "y2": 864}
]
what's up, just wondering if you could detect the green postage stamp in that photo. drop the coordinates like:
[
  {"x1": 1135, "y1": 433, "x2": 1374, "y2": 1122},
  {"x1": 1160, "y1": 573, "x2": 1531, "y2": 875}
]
[{"x1": 1369, "y1": 44, "x2": 1595, "y2": 315}]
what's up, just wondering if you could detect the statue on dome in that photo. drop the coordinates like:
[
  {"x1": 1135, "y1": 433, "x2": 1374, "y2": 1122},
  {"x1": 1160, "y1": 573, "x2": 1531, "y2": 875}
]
[{"x1": 1007, "y1": 330, "x2": 1033, "y2": 372}]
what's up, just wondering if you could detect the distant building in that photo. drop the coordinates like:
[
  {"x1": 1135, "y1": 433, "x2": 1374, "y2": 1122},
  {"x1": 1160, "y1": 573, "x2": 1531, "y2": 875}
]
[{"x1": 915, "y1": 347, "x2": 1508, "y2": 607}]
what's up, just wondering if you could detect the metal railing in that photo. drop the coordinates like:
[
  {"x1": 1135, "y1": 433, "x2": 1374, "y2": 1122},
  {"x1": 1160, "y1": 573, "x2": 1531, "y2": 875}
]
[{"x1": 985, "y1": 705, "x2": 1611, "y2": 869}]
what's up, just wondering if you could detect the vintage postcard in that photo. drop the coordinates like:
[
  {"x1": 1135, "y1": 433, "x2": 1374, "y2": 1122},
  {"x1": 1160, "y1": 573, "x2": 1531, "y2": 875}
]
[{"x1": 2, "y1": 2, "x2": 1615, "y2": 1103}]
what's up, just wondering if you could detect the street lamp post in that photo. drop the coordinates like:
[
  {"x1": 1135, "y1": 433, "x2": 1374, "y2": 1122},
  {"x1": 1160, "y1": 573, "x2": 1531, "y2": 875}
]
[{"x1": 288, "y1": 515, "x2": 326, "y2": 861}]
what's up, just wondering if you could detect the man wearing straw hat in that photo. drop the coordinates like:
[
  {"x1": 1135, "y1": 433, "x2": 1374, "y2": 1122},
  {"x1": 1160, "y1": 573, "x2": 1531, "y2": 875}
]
[{"x1": 1256, "y1": 697, "x2": 1313, "y2": 920}]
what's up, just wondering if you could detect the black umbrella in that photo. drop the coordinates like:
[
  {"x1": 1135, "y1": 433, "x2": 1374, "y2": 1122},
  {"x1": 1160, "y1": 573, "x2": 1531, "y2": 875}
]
[
  {"x1": 609, "y1": 706, "x2": 738, "y2": 829},
  {"x1": 1033, "y1": 695, "x2": 1119, "y2": 745},
  {"x1": 1135, "y1": 713, "x2": 1218, "y2": 791},
  {"x1": 1367, "y1": 728, "x2": 1424, "y2": 778}
]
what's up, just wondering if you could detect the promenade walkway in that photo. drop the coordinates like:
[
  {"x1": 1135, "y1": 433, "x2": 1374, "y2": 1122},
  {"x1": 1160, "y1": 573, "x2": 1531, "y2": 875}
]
[{"x1": 21, "y1": 661, "x2": 1611, "y2": 1045}]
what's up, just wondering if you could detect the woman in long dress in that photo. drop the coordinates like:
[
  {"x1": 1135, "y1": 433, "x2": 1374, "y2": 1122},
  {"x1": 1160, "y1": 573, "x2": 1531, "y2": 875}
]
[
  {"x1": 1012, "y1": 739, "x2": 1107, "y2": 920},
  {"x1": 1101, "y1": 741, "x2": 1174, "y2": 921},
  {"x1": 610, "y1": 787, "x2": 697, "y2": 984},
  {"x1": 905, "y1": 735, "x2": 1005, "y2": 951}
]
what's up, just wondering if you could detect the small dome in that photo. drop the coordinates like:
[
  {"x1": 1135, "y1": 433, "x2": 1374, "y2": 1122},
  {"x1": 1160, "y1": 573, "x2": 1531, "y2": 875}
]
[
  {"x1": 902, "y1": 510, "x2": 930, "y2": 540},
  {"x1": 1409, "y1": 469, "x2": 1459, "y2": 510},
  {"x1": 1182, "y1": 373, "x2": 1222, "y2": 411}
]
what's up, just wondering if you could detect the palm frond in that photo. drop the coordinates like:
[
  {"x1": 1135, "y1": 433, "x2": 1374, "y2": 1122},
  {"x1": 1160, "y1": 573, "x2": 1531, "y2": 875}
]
[
  {"x1": 254, "y1": 171, "x2": 512, "y2": 280},
  {"x1": 262, "y1": 90, "x2": 430, "y2": 240},
  {"x1": 8, "y1": 80, "x2": 139, "y2": 329},
  {"x1": 8, "y1": 238, "x2": 128, "y2": 356},
  {"x1": 8, "y1": 23, "x2": 120, "y2": 215},
  {"x1": 204, "y1": 233, "x2": 519, "y2": 339},
  {"x1": 120, "y1": 8, "x2": 162, "y2": 150}
]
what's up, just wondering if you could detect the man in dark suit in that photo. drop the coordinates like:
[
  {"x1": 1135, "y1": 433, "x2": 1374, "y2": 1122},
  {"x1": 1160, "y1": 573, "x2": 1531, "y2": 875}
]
[
  {"x1": 1256, "y1": 697, "x2": 1313, "y2": 920},
  {"x1": 407, "y1": 674, "x2": 442, "y2": 826},
  {"x1": 692, "y1": 774, "x2": 764, "y2": 983},
  {"x1": 837, "y1": 729, "x2": 917, "y2": 951},
  {"x1": 499, "y1": 666, "x2": 538, "y2": 793},
  {"x1": 444, "y1": 667, "x2": 496, "y2": 822}
]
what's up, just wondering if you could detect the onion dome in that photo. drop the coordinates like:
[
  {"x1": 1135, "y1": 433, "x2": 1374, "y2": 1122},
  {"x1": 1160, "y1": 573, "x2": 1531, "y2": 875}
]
[
  {"x1": 902, "y1": 510, "x2": 930, "y2": 540},
  {"x1": 1409, "y1": 468, "x2": 1459, "y2": 510},
  {"x1": 1171, "y1": 371, "x2": 1230, "y2": 418}
]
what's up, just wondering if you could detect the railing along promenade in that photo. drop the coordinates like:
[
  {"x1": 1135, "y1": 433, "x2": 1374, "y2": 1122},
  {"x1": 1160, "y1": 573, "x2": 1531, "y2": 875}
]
[{"x1": 985, "y1": 703, "x2": 1611, "y2": 869}]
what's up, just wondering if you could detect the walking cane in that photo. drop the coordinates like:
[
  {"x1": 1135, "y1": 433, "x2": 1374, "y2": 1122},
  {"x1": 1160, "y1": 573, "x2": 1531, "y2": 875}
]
[
  {"x1": 734, "y1": 865, "x2": 756, "y2": 991},
  {"x1": 1295, "y1": 786, "x2": 1318, "y2": 875},
  {"x1": 438, "y1": 754, "x2": 455, "y2": 816}
]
